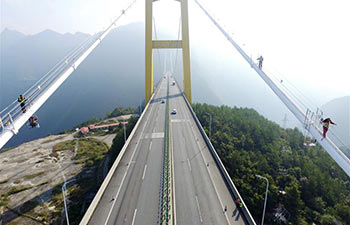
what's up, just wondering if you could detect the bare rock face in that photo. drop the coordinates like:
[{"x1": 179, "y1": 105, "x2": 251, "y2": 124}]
[
  {"x1": 0, "y1": 133, "x2": 82, "y2": 224},
  {"x1": 0, "y1": 122, "x2": 116, "y2": 224}
]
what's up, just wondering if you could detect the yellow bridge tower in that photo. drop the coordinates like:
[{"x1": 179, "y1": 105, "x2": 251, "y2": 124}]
[{"x1": 145, "y1": 0, "x2": 192, "y2": 105}]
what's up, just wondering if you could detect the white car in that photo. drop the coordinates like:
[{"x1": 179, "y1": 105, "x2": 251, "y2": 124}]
[
  {"x1": 161, "y1": 99, "x2": 165, "y2": 103},
  {"x1": 171, "y1": 109, "x2": 177, "y2": 114}
]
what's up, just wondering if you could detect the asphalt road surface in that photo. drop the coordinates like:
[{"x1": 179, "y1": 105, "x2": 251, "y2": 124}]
[
  {"x1": 88, "y1": 77, "x2": 167, "y2": 225},
  {"x1": 169, "y1": 79, "x2": 247, "y2": 225},
  {"x1": 87, "y1": 74, "x2": 248, "y2": 225}
]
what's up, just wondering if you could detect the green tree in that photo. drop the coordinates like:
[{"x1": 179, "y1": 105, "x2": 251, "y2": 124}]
[
  {"x1": 320, "y1": 214, "x2": 336, "y2": 225},
  {"x1": 193, "y1": 103, "x2": 350, "y2": 224}
]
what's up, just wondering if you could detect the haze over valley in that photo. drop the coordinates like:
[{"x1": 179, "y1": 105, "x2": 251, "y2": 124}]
[{"x1": 1, "y1": 23, "x2": 348, "y2": 149}]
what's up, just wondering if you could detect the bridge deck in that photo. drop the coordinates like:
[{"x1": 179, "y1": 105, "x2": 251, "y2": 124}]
[
  {"x1": 87, "y1": 79, "x2": 167, "y2": 225},
  {"x1": 83, "y1": 76, "x2": 249, "y2": 225},
  {"x1": 169, "y1": 81, "x2": 247, "y2": 225}
]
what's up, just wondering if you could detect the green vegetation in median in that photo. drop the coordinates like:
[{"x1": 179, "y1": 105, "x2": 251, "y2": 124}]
[{"x1": 193, "y1": 103, "x2": 350, "y2": 225}]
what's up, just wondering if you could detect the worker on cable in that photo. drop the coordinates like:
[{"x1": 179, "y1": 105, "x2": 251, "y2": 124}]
[
  {"x1": 321, "y1": 118, "x2": 336, "y2": 140},
  {"x1": 18, "y1": 94, "x2": 26, "y2": 113},
  {"x1": 257, "y1": 55, "x2": 264, "y2": 69}
]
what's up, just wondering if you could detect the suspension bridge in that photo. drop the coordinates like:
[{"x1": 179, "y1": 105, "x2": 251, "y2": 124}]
[{"x1": 0, "y1": 0, "x2": 349, "y2": 224}]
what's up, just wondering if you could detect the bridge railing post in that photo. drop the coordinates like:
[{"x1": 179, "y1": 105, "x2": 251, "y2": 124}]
[
  {"x1": 8, "y1": 113, "x2": 17, "y2": 134},
  {"x1": 0, "y1": 117, "x2": 4, "y2": 130}
]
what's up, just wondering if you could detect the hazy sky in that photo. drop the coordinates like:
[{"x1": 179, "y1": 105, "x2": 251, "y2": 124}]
[{"x1": 1, "y1": 0, "x2": 349, "y2": 106}]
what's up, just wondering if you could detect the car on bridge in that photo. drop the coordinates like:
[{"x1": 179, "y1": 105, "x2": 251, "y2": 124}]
[
  {"x1": 171, "y1": 109, "x2": 177, "y2": 114},
  {"x1": 161, "y1": 99, "x2": 165, "y2": 104}
]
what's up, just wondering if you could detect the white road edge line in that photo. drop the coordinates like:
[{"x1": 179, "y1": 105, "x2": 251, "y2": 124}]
[
  {"x1": 149, "y1": 141, "x2": 152, "y2": 151},
  {"x1": 171, "y1": 122, "x2": 177, "y2": 225},
  {"x1": 195, "y1": 195, "x2": 203, "y2": 223},
  {"x1": 131, "y1": 208, "x2": 137, "y2": 225},
  {"x1": 142, "y1": 164, "x2": 147, "y2": 180},
  {"x1": 187, "y1": 158, "x2": 192, "y2": 171},
  {"x1": 103, "y1": 101, "x2": 155, "y2": 225}
]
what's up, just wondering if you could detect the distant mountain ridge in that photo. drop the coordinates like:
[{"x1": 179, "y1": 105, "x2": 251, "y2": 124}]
[
  {"x1": 0, "y1": 24, "x2": 223, "y2": 147},
  {"x1": 1, "y1": 28, "x2": 26, "y2": 48},
  {"x1": 1, "y1": 24, "x2": 144, "y2": 147},
  {"x1": 1, "y1": 24, "x2": 344, "y2": 148}
]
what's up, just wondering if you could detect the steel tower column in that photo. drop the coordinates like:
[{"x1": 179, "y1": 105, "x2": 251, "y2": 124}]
[
  {"x1": 145, "y1": 0, "x2": 192, "y2": 105},
  {"x1": 145, "y1": 0, "x2": 154, "y2": 105},
  {"x1": 180, "y1": 0, "x2": 192, "y2": 104}
]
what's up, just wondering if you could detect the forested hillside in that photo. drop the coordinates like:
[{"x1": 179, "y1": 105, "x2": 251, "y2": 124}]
[{"x1": 193, "y1": 103, "x2": 350, "y2": 225}]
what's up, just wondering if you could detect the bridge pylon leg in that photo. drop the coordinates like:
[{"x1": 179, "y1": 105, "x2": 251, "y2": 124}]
[
  {"x1": 145, "y1": 0, "x2": 192, "y2": 105},
  {"x1": 145, "y1": 0, "x2": 154, "y2": 105},
  {"x1": 181, "y1": 0, "x2": 192, "y2": 104}
]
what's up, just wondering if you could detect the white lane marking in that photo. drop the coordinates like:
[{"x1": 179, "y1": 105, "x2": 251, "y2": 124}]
[
  {"x1": 195, "y1": 195, "x2": 203, "y2": 223},
  {"x1": 176, "y1": 93, "x2": 231, "y2": 224},
  {"x1": 103, "y1": 99, "x2": 156, "y2": 225},
  {"x1": 149, "y1": 141, "x2": 152, "y2": 151},
  {"x1": 187, "y1": 158, "x2": 192, "y2": 171},
  {"x1": 131, "y1": 209, "x2": 137, "y2": 225},
  {"x1": 103, "y1": 138, "x2": 139, "y2": 225},
  {"x1": 142, "y1": 164, "x2": 147, "y2": 180},
  {"x1": 189, "y1": 120, "x2": 231, "y2": 224}
]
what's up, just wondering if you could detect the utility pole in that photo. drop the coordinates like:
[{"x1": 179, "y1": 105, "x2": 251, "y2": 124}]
[
  {"x1": 256, "y1": 175, "x2": 269, "y2": 225},
  {"x1": 62, "y1": 179, "x2": 76, "y2": 225}
]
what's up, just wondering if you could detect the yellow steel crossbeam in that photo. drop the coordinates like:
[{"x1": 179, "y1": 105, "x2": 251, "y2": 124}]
[
  {"x1": 152, "y1": 40, "x2": 182, "y2": 49},
  {"x1": 145, "y1": 0, "x2": 192, "y2": 105}
]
